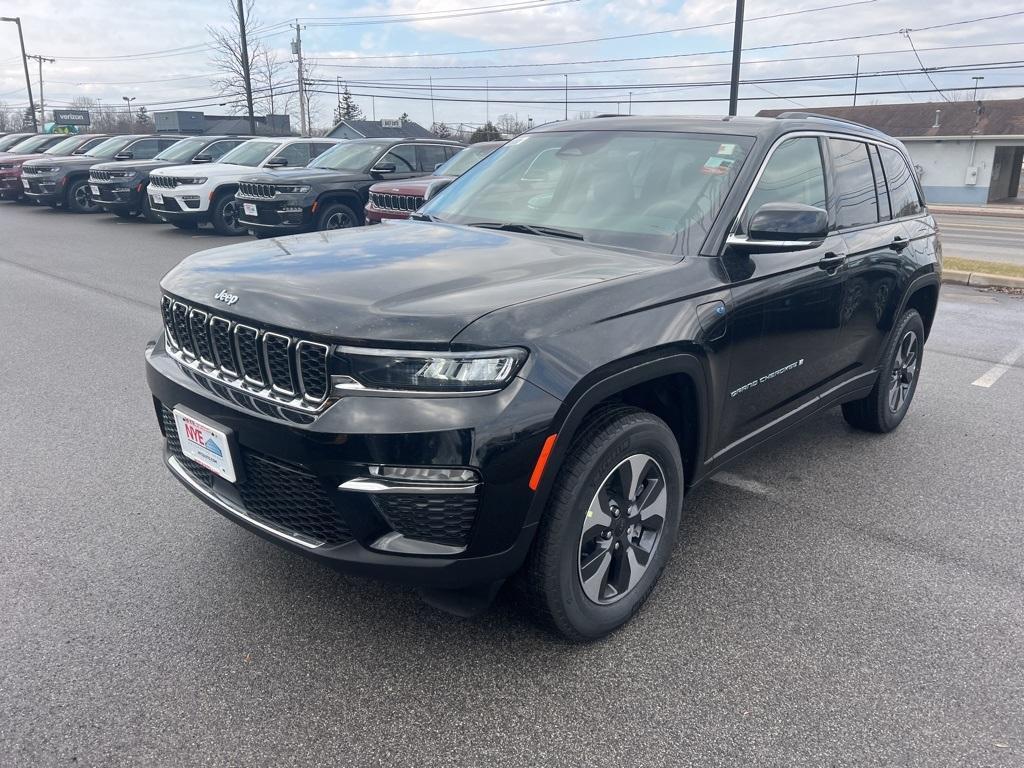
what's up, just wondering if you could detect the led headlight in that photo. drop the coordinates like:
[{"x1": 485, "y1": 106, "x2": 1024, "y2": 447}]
[
  {"x1": 335, "y1": 346, "x2": 526, "y2": 392},
  {"x1": 0, "y1": 163, "x2": 15, "y2": 170},
  {"x1": 177, "y1": 176, "x2": 207, "y2": 185},
  {"x1": 275, "y1": 184, "x2": 311, "y2": 194}
]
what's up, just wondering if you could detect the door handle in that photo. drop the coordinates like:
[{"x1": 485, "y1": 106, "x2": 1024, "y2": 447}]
[
  {"x1": 818, "y1": 251, "x2": 847, "y2": 270},
  {"x1": 890, "y1": 236, "x2": 910, "y2": 252}
]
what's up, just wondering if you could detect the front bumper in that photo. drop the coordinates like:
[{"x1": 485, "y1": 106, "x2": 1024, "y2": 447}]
[
  {"x1": 146, "y1": 338, "x2": 560, "y2": 588},
  {"x1": 22, "y1": 175, "x2": 64, "y2": 203},
  {"x1": 149, "y1": 192, "x2": 207, "y2": 222},
  {"x1": 236, "y1": 196, "x2": 314, "y2": 233},
  {"x1": 0, "y1": 175, "x2": 23, "y2": 199},
  {"x1": 90, "y1": 179, "x2": 143, "y2": 209}
]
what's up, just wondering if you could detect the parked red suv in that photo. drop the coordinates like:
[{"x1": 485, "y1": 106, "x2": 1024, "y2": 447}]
[{"x1": 364, "y1": 141, "x2": 504, "y2": 223}]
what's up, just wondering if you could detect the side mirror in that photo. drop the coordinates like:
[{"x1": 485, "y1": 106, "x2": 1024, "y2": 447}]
[
  {"x1": 433, "y1": 162, "x2": 445, "y2": 172},
  {"x1": 191, "y1": 154, "x2": 213, "y2": 164},
  {"x1": 265, "y1": 156, "x2": 288, "y2": 167},
  {"x1": 727, "y1": 203, "x2": 828, "y2": 251},
  {"x1": 371, "y1": 162, "x2": 397, "y2": 175},
  {"x1": 114, "y1": 151, "x2": 134, "y2": 160}
]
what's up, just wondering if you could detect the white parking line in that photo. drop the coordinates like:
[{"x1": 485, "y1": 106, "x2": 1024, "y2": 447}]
[
  {"x1": 709, "y1": 472, "x2": 771, "y2": 495},
  {"x1": 972, "y1": 342, "x2": 1024, "y2": 388}
]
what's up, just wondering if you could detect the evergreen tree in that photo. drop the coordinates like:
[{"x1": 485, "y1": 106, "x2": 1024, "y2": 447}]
[
  {"x1": 334, "y1": 85, "x2": 363, "y2": 124},
  {"x1": 468, "y1": 122, "x2": 501, "y2": 143}
]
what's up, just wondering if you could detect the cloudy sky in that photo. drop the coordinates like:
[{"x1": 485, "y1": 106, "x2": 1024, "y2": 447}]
[{"x1": 2, "y1": 0, "x2": 1023, "y2": 131}]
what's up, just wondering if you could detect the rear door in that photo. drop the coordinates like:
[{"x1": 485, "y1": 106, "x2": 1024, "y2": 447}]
[{"x1": 716, "y1": 134, "x2": 850, "y2": 454}]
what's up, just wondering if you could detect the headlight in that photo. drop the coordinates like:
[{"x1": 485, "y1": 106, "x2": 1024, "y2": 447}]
[
  {"x1": 0, "y1": 163, "x2": 16, "y2": 170},
  {"x1": 177, "y1": 177, "x2": 207, "y2": 185},
  {"x1": 275, "y1": 184, "x2": 311, "y2": 194},
  {"x1": 335, "y1": 346, "x2": 527, "y2": 392},
  {"x1": 31, "y1": 166, "x2": 60, "y2": 173}
]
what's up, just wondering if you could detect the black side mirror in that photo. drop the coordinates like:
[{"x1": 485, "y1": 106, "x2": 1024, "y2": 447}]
[
  {"x1": 191, "y1": 154, "x2": 213, "y2": 164},
  {"x1": 371, "y1": 162, "x2": 397, "y2": 174},
  {"x1": 728, "y1": 203, "x2": 828, "y2": 251},
  {"x1": 265, "y1": 156, "x2": 288, "y2": 167},
  {"x1": 433, "y1": 162, "x2": 445, "y2": 172},
  {"x1": 114, "y1": 151, "x2": 134, "y2": 160}
]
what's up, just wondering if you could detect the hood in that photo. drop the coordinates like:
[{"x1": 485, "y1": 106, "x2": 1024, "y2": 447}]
[
  {"x1": 0, "y1": 151, "x2": 48, "y2": 165},
  {"x1": 240, "y1": 168, "x2": 363, "y2": 184},
  {"x1": 24, "y1": 155, "x2": 104, "y2": 171},
  {"x1": 92, "y1": 158, "x2": 170, "y2": 174},
  {"x1": 161, "y1": 221, "x2": 670, "y2": 345},
  {"x1": 370, "y1": 175, "x2": 455, "y2": 195},
  {"x1": 153, "y1": 162, "x2": 293, "y2": 180}
]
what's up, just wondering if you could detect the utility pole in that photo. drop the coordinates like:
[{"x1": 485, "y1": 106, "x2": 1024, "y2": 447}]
[
  {"x1": 853, "y1": 55, "x2": 861, "y2": 106},
  {"x1": 236, "y1": 0, "x2": 256, "y2": 134},
  {"x1": 727, "y1": 0, "x2": 745, "y2": 116},
  {"x1": 564, "y1": 74, "x2": 568, "y2": 120},
  {"x1": 292, "y1": 21, "x2": 306, "y2": 135},
  {"x1": 972, "y1": 76, "x2": 984, "y2": 101},
  {"x1": 485, "y1": 80, "x2": 490, "y2": 124},
  {"x1": 1, "y1": 17, "x2": 37, "y2": 132},
  {"x1": 122, "y1": 95, "x2": 136, "y2": 128},
  {"x1": 26, "y1": 54, "x2": 54, "y2": 130},
  {"x1": 628, "y1": 91, "x2": 633, "y2": 115},
  {"x1": 429, "y1": 76, "x2": 435, "y2": 128}
]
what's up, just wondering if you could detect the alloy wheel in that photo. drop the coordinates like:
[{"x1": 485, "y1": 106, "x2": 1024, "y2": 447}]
[
  {"x1": 222, "y1": 200, "x2": 238, "y2": 228},
  {"x1": 324, "y1": 211, "x2": 353, "y2": 229},
  {"x1": 888, "y1": 330, "x2": 918, "y2": 413},
  {"x1": 75, "y1": 185, "x2": 96, "y2": 211},
  {"x1": 577, "y1": 453, "x2": 667, "y2": 605}
]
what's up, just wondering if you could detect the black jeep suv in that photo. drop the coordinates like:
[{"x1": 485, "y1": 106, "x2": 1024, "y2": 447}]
[
  {"x1": 147, "y1": 114, "x2": 940, "y2": 640},
  {"x1": 22, "y1": 134, "x2": 184, "y2": 212},
  {"x1": 89, "y1": 135, "x2": 250, "y2": 221},
  {"x1": 235, "y1": 137, "x2": 464, "y2": 236}
]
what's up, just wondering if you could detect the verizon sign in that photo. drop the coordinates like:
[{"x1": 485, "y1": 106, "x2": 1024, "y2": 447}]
[{"x1": 52, "y1": 109, "x2": 91, "y2": 126}]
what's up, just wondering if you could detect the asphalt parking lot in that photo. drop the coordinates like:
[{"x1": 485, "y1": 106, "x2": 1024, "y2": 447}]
[{"x1": 1, "y1": 202, "x2": 1022, "y2": 767}]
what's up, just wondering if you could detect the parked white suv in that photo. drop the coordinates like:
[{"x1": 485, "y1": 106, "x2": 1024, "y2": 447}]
[{"x1": 148, "y1": 137, "x2": 343, "y2": 235}]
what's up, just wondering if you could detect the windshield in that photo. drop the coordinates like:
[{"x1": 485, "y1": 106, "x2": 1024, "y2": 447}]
[
  {"x1": 5, "y1": 134, "x2": 58, "y2": 154},
  {"x1": 154, "y1": 137, "x2": 208, "y2": 162},
  {"x1": 421, "y1": 130, "x2": 753, "y2": 255},
  {"x1": 218, "y1": 140, "x2": 278, "y2": 167},
  {"x1": 85, "y1": 136, "x2": 137, "y2": 159},
  {"x1": 0, "y1": 134, "x2": 32, "y2": 152},
  {"x1": 309, "y1": 141, "x2": 388, "y2": 172},
  {"x1": 43, "y1": 136, "x2": 86, "y2": 155},
  {"x1": 436, "y1": 143, "x2": 502, "y2": 177}
]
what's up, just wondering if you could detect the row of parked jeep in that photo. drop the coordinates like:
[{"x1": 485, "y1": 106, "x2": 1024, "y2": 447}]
[{"x1": 0, "y1": 130, "x2": 504, "y2": 237}]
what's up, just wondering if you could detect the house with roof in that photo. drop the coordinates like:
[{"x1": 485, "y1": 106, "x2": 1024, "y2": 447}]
[
  {"x1": 758, "y1": 99, "x2": 1024, "y2": 206},
  {"x1": 326, "y1": 117, "x2": 434, "y2": 140}
]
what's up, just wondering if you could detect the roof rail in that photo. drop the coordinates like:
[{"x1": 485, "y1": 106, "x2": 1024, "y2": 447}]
[{"x1": 774, "y1": 111, "x2": 883, "y2": 134}]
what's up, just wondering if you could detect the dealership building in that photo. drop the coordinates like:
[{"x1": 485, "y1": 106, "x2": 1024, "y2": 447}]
[{"x1": 759, "y1": 99, "x2": 1024, "y2": 206}]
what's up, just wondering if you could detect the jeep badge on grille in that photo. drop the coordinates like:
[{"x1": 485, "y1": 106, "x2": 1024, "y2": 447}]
[{"x1": 214, "y1": 289, "x2": 239, "y2": 306}]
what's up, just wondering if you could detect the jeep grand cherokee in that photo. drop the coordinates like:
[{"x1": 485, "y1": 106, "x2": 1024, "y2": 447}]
[{"x1": 147, "y1": 114, "x2": 940, "y2": 641}]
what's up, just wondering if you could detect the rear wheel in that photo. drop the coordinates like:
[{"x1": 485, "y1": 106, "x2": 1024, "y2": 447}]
[
  {"x1": 317, "y1": 202, "x2": 359, "y2": 231},
  {"x1": 842, "y1": 309, "x2": 925, "y2": 433},
  {"x1": 210, "y1": 192, "x2": 246, "y2": 236},
  {"x1": 520, "y1": 407, "x2": 683, "y2": 641},
  {"x1": 66, "y1": 179, "x2": 100, "y2": 213}
]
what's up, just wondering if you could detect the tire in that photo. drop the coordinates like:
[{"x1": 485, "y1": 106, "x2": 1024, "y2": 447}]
[
  {"x1": 111, "y1": 207, "x2": 135, "y2": 219},
  {"x1": 317, "y1": 202, "x2": 359, "y2": 231},
  {"x1": 842, "y1": 309, "x2": 925, "y2": 433},
  {"x1": 520, "y1": 406, "x2": 684, "y2": 641},
  {"x1": 65, "y1": 179, "x2": 100, "y2": 213},
  {"x1": 210, "y1": 192, "x2": 246, "y2": 236},
  {"x1": 170, "y1": 219, "x2": 198, "y2": 231},
  {"x1": 140, "y1": 190, "x2": 161, "y2": 223}
]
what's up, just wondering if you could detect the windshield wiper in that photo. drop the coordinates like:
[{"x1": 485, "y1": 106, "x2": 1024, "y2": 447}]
[{"x1": 465, "y1": 222, "x2": 585, "y2": 241}]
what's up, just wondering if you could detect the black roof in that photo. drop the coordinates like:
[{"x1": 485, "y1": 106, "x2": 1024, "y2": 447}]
[
  {"x1": 331, "y1": 119, "x2": 436, "y2": 139},
  {"x1": 341, "y1": 137, "x2": 464, "y2": 147}
]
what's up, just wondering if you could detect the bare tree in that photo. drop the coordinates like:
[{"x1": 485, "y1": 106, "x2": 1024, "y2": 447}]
[
  {"x1": 495, "y1": 113, "x2": 528, "y2": 137},
  {"x1": 253, "y1": 46, "x2": 293, "y2": 117},
  {"x1": 0, "y1": 101, "x2": 18, "y2": 132},
  {"x1": 432, "y1": 121, "x2": 452, "y2": 138}
]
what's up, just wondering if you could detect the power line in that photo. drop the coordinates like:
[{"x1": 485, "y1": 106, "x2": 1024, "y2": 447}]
[
  {"x1": 901, "y1": 28, "x2": 950, "y2": 102},
  {"x1": 299, "y1": 0, "x2": 581, "y2": 28}
]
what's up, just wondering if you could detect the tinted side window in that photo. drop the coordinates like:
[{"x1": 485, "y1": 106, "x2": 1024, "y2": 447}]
[
  {"x1": 830, "y1": 139, "x2": 878, "y2": 229},
  {"x1": 742, "y1": 137, "x2": 826, "y2": 232},
  {"x1": 128, "y1": 139, "x2": 162, "y2": 160},
  {"x1": 445, "y1": 146, "x2": 461, "y2": 160},
  {"x1": 274, "y1": 143, "x2": 311, "y2": 167},
  {"x1": 310, "y1": 142, "x2": 335, "y2": 159},
  {"x1": 879, "y1": 146, "x2": 923, "y2": 218},
  {"x1": 868, "y1": 145, "x2": 891, "y2": 221},
  {"x1": 382, "y1": 145, "x2": 418, "y2": 172},
  {"x1": 205, "y1": 140, "x2": 241, "y2": 160},
  {"x1": 418, "y1": 144, "x2": 449, "y2": 172}
]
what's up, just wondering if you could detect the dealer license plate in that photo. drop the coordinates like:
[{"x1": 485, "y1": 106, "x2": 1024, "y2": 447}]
[
  {"x1": 90, "y1": 184, "x2": 100, "y2": 196},
  {"x1": 243, "y1": 202, "x2": 257, "y2": 217},
  {"x1": 22, "y1": 178, "x2": 30, "y2": 189},
  {"x1": 151, "y1": 192, "x2": 164, "y2": 205},
  {"x1": 172, "y1": 409, "x2": 236, "y2": 483}
]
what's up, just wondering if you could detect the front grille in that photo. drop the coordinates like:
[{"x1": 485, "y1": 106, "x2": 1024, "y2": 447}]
[
  {"x1": 371, "y1": 493, "x2": 478, "y2": 548},
  {"x1": 370, "y1": 192, "x2": 425, "y2": 212},
  {"x1": 238, "y1": 182, "x2": 276, "y2": 199},
  {"x1": 160, "y1": 406, "x2": 352, "y2": 546},
  {"x1": 161, "y1": 296, "x2": 332, "y2": 413},
  {"x1": 91, "y1": 170, "x2": 111, "y2": 181},
  {"x1": 150, "y1": 175, "x2": 186, "y2": 188},
  {"x1": 22, "y1": 167, "x2": 56, "y2": 177}
]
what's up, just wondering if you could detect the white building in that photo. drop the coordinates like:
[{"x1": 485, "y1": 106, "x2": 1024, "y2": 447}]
[{"x1": 759, "y1": 100, "x2": 1024, "y2": 206}]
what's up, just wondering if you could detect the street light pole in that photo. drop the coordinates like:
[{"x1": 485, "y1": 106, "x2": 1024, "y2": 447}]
[
  {"x1": 972, "y1": 76, "x2": 985, "y2": 101},
  {"x1": 727, "y1": 0, "x2": 745, "y2": 116},
  {"x1": 27, "y1": 53, "x2": 54, "y2": 130},
  {"x1": 853, "y1": 55, "x2": 861, "y2": 107},
  {"x1": 0, "y1": 17, "x2": 37, "y2": 131},
  {"x1": 122, "y1": 96, "x2": 136, "y2": 128},
  {"x1": 564, "y1": 74, "x2": 569, "y2": 120}
]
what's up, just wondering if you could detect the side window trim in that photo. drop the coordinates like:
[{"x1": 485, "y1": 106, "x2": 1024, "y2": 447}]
[
  {"x1": 383, "y1": 143, "x2": 418, "y2": 172},
  {"x1": 826, "y1": 137, "x2": 881, "y2": 231}
]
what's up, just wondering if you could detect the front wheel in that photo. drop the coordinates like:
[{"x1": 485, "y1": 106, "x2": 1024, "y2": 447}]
[
  {"x1": 520, "y1": 407, "x2": 683, "y2": 641},
  {"x1": 317, "y1": 202, "x2": 359, "y2": 231},
  {"x1": 842, "y1": 308, "x2": 925, "y2": 433},
  {"x1": 210, "y1": 193, "x2": 246, "y2": 236},
  {"x1": 65, "y1": 179, "x2": 100, "y2": 213}
]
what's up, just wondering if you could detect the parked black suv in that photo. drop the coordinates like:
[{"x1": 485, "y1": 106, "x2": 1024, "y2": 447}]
[
  {"x1": 89, "y1": 135, "x2": 251, "y2": 221},
  {"x1": 147, "y1": 115, "x2": 940, "y2": 640},
  {"x1": 236, "y1": 137, "x2": 464, "y2": 236},
  {"x1": 22, "y1": 134, "x2": 184, "y2": 212}
]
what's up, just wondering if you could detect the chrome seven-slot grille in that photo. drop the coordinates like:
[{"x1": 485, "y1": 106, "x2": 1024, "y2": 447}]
[
  {"x1": 150, "y1": 175, "x2": 186, "y2": 188},
  {"x1": 370, "y1": 192, "x2": 424, "y2": 212},
  {"x1": 90, "y1": 170, "x2": 112, "y2": 181},
  {"x1": 161, "y1": 296, "x2": 330, "y2": 413},
  {"x1": 237, "y1": 182, "x2": 276, "y2": 199}
]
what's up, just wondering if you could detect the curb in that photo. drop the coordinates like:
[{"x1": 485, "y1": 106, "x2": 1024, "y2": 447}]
[
  {"x1": 941, "y1": 269, "x2": 1024, "y2": 289},
  {"x1": 930, "y1": 205, "x2": 1024, "y2": 218}
]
